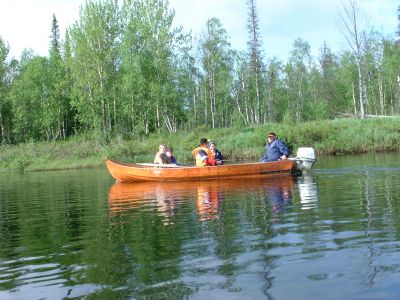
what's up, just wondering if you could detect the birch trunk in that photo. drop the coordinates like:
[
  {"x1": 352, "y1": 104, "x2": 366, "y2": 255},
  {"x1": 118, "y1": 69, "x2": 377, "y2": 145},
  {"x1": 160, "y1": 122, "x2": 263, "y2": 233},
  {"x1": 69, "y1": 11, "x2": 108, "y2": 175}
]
[
  {"x1": 296, "y1": 71, "x2": 304, "y2": 122},
  {"x1": 241, "y1": 72, "x2": 250, "y2": 125},
  {"x1": 356, "y1": 61, "x2": 365, "y2": 118},
  {"x1": 378, "y1": 76, "x2": 385, "y2": 115},
  {"x1": 0, "y1": 111, "x2": 5, "y2": 143},
  {"x1": 352, "y1": 82, "x2": 358, "y2": 116},
  {"x1": 254, "y1": 62, "x2": 260, "y2": 124},
  {"x1": 340, "y1": 0, "x2": 367, "y2": 118}
]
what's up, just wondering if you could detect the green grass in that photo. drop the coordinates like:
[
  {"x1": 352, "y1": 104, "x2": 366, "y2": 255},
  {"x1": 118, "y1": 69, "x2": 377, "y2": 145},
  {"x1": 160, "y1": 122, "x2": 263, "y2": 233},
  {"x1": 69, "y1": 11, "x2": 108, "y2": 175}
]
[{"x1": 1, "y1": 117, "x2": 399, "y2": 172}]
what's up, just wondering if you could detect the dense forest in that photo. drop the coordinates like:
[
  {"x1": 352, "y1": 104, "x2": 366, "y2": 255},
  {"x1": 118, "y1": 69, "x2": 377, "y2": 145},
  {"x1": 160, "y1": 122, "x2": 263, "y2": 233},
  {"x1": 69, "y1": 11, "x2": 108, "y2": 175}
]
[{"x1": 0, "y1": 0, "x2": 399, "y2": 145}]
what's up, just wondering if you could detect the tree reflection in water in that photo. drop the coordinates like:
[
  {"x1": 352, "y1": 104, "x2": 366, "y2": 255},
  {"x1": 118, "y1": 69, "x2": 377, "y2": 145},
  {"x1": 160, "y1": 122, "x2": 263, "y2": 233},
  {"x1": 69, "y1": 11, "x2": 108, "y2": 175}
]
[{"x1": 99, "y1": 176, "x2": 299, "y2": 297}]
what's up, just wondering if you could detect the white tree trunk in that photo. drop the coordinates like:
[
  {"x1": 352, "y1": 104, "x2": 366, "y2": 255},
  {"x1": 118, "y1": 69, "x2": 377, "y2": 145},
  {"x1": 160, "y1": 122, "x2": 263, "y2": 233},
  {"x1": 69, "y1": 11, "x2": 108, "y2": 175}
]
[
  {"x1": 378, "y1": 76, "x2": 385, "y2": 115},
  {"x1": 352, "y1": 82, "x2": 358, "y2": 116},
  {"x1": 356, "y1": 61, "x2": 365, "y2": 118},
  {"x1": 340, "y1": 0, "x2": 367, "y2": 118}
]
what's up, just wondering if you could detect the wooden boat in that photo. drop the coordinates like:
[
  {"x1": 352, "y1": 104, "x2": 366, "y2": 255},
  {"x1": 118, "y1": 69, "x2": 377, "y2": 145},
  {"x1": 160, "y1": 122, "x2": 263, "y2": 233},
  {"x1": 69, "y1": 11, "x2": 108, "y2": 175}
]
[{"x1": 105, "y1": 158, "x2": 300, "y2": 182}]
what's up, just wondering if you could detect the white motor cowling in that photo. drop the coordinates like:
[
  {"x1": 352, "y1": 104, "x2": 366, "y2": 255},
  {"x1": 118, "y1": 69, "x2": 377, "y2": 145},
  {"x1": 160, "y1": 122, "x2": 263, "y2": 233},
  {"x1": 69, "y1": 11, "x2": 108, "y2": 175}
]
[{"x1": 294, "y1": 147, "x2": 316, "y2": 172}]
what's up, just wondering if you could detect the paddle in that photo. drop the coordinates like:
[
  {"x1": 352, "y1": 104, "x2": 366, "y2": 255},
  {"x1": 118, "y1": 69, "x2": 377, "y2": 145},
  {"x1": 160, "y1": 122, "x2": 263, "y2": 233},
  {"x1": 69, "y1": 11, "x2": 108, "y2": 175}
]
[{"x1": 136, "y1": 163, "x2": 186, "y2": 168}]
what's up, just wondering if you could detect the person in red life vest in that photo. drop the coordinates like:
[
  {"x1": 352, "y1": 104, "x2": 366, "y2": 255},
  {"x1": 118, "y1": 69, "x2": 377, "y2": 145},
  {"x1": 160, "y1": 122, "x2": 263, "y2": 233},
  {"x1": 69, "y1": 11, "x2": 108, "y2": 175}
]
[
  {"x1": 208, "y1": 141, "x2": 224, "y2": 165},
  {"x1": 192, "y1": 138, "x2": 217, "y2": 166}
]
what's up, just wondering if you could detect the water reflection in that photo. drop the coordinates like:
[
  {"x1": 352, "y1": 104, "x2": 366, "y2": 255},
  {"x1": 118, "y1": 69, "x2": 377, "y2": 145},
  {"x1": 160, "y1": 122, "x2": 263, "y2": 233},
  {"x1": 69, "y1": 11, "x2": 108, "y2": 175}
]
[
  {"x1": 108, "y1": 177, "x2": 297, "y2": 222},
  {"x1": 298, "y1": 174, "x2": 319, "y2": 210},
  {"x1": 196, "y1": 184, "x2": 224, "y2": 221},
  {"x1": 263, "y1": 179, "x2": 293, "y2": 214},
  {"x1": 3, "y1": 153, "x2": 400, "y2": 299}
]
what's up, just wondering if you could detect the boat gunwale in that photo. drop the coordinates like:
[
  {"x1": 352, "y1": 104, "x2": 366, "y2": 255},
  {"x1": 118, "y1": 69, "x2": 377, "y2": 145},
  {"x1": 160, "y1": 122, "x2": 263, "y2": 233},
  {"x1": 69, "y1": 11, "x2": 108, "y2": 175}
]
[{"x1": 106, "y1": 157, "x2": 291, "y2": 169}]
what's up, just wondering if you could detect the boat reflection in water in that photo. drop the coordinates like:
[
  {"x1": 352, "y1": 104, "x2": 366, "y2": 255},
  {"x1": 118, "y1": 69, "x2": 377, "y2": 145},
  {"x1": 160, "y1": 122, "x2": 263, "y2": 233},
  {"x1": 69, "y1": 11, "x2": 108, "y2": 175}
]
[
  {"x1": 298, "y1": 174, "x2": 319, "y2": 210},
  {"x1": 195, "y1": 184, "x2": 224, "y2": 221},
  {"x1": 265, "y1": 180, "x2": 293, "y2": 214},
  {"x1": 108, "y1": 177, "x2": 297, "y2": 223}
]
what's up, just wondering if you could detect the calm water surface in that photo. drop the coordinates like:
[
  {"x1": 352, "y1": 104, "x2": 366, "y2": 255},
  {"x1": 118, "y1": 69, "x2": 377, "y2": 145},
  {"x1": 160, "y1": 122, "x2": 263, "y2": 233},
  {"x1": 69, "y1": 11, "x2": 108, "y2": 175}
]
[{"x1": 1, "y1": 153, "x2": 400, "y2": 299}]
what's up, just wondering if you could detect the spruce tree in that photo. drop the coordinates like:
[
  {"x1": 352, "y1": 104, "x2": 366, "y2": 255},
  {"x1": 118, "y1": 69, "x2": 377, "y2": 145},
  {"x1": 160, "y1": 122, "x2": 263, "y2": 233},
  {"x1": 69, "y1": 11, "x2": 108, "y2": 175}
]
[
  {"x1": 246, "y1": 0, "x2": 265, "y2": 124},
  {"x1": 397, "y1": 5, "x2": 400, "y2": 45}
]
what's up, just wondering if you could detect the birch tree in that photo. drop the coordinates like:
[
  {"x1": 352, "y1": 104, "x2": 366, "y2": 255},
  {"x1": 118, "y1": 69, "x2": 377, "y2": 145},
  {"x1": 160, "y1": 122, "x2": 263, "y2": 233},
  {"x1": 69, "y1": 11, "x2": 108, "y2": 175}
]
[
  {"x1": 120, "y1": 0, "x2": 190, "y2": 133},
  {"x1": 285, "y1": 38, "x2": 312, "y2": 122},
  {"x1": 0, "y1": 37, "x2": 11, "y2": 143},
  {"x1": 10, "y1": 55, "x2": 51, "y2": 141},
  {"x1": 69, "y1": 0, "x2": 121, "y2": 134},
  {"x1": 232, "y1": 51, "x2": 250, "y2": 126},
  {"x1": 339, "y1": 0, "x2": 368, "y2": 118},
  {"x1": 317, "y1": 42, "x2": 343, "y2": 118},
  {"x1": 198, "y1": 17, "x2": 232, "y2": 128},
  {"x1": 265, "y1": 58, "x2": 285, "y2": 122}
]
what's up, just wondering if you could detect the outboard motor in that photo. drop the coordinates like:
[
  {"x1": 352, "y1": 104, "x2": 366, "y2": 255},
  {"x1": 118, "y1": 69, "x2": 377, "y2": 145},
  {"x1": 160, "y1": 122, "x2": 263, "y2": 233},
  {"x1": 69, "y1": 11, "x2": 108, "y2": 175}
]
[{"x1": 290, "y1": 147, "x2": 316, "y2": 172}]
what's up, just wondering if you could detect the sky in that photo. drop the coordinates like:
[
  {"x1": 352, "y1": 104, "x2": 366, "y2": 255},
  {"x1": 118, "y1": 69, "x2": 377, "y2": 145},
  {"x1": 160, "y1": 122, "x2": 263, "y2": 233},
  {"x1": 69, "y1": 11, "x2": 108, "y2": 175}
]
[{"x1": 0, "y1": 0, "x2": 398, "y2": 62}]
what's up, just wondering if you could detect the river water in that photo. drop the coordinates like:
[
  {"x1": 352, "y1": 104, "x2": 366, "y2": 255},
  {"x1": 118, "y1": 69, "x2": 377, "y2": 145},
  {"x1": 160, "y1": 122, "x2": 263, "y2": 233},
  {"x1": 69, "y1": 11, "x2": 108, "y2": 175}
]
[{"x1": 1, "y1": 153, "x2": 400, "y2": 299}]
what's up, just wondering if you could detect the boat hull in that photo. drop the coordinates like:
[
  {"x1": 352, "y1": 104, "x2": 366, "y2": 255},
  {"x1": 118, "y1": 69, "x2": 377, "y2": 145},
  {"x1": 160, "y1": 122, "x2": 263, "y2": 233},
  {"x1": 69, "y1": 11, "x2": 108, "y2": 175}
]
[{"x1": 105, "y1": 158, "x2": 298, "y2": 182}]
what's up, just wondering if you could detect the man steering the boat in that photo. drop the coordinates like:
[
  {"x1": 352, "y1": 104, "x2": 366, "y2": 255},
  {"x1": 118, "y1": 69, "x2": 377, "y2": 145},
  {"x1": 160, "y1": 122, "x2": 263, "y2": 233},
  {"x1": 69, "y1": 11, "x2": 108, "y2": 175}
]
[
  {"x1": 192, "y1": 138, "x2": 217, "y2": 166},
  {"x1": 260, "y1": 132, "x2": 290, "y2": 162}
]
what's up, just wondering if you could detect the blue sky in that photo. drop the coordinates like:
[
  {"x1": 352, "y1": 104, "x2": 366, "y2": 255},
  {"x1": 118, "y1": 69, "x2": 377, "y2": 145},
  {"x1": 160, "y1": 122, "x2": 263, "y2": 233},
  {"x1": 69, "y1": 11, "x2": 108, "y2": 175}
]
[{"x1": 0, "y1": 0, "x2": 398, "y2": 62}]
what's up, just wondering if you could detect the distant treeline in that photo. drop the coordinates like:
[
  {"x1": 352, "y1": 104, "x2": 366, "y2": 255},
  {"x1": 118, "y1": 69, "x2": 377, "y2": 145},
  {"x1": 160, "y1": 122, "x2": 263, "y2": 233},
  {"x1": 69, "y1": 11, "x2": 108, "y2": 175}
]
[
  {"x1": 0, "y1": 0, "x2": 400, "y2": 144},
  {"x1": 1, "y1": 118, "x2": 400, "y2": 172}
]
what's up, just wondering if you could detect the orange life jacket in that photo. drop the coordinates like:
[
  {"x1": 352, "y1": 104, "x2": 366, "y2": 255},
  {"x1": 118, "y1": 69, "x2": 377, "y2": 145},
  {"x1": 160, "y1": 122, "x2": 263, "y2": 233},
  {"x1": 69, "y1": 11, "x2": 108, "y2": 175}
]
[{"x1": 192, "y1": 147, "x2": 216, "y2": 166}]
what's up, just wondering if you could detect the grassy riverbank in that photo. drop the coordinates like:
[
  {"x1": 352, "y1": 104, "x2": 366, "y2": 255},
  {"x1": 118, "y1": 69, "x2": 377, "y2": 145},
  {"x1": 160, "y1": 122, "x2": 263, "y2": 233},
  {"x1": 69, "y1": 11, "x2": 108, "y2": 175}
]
[{"x1": 1, "y1": 118, "x2": 399, "y2": 172}]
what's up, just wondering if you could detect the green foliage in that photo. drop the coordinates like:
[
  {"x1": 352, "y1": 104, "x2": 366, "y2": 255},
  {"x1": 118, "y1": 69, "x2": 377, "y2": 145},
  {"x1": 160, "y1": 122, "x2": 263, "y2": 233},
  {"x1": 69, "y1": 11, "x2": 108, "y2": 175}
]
[
  {"x1": 198, "y1": 17, "x2": 234, "y2": 128},
  {"x1": 0, "y1": 0, "x2": 400, "y2": 145},
  {"x1": 2, "y1": 118, "x2": 399, "y2": 172},
  {"x1": 10, "y1": 56, "x2": 52, "y2": 141},
  {"x1": 0, "y1": 37, "x2": 12, "y2": 144},
  {"x1": 118, "y1": 0, "x2": 191, "y2": 134},
  {"x1": 69, "y1": 0, "x2": 121, "y2": 133}
]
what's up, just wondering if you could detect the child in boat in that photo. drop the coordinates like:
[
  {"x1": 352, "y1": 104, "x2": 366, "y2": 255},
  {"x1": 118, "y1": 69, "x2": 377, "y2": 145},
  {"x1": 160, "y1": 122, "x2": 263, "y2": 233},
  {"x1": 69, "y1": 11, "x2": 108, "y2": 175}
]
[
  {"x1": 154, "y1": 144, "x2": 171, "y2": 164},
  {"x1": 208, "y1": 141, "x2": 224, "y2": 165},
  {"x1": 192, "y1": 138, "x2": 216, "y2": 166},
  {"x1": 166, "y1": 147, "x2": 178, "y2": 165}
]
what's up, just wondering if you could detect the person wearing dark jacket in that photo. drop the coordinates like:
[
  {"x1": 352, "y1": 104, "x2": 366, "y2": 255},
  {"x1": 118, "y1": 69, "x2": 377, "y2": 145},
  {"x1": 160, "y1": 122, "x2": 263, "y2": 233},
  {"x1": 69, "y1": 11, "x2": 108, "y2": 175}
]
[
  {"x1": 208, "y1": 141, "x2": 224, "y2": 165},
  {"x1": 260, "y1": 132, "x2": 289, "y2": 162},
  {"x1": 166, "y1": 147, "x2": 178, "y2": 164}
]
